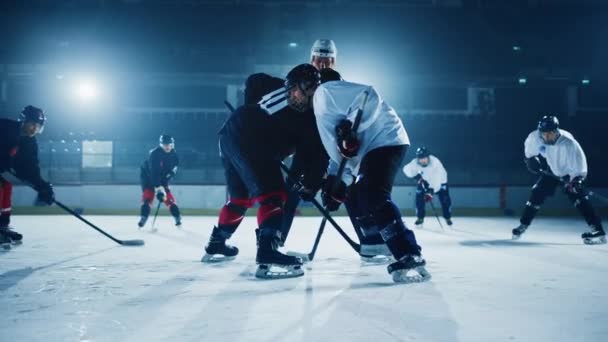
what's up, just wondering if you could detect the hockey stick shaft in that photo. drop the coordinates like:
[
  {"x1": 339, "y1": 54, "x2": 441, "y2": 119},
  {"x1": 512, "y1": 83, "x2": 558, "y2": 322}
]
[
  {"x1": 151, "y1": 199, "x2": 162, "y2": 229},
  {"x1": 54, "y1": 200, "x2": 144, "y2": 246},
  {"x1": 307, "y1": 217, "x2": 327, "y2": 260},
  {"x1": 539, "y1": 170, "x2": 608, "y2": 203},
  {"x1": 9, "y1": 171, "x2": 144, "y2": 246},
  {"x1": 279, "y1": 162, "x2": 360, "y2": 253},
  {"x1": 428, "y1": 199, "x2": 444, "y2": 230}
]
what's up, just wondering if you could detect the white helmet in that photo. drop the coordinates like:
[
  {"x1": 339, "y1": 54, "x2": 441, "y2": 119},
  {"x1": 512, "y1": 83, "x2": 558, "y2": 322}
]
[{"x1": 310, "y1": 39, "x2": 337, "y2": 59}]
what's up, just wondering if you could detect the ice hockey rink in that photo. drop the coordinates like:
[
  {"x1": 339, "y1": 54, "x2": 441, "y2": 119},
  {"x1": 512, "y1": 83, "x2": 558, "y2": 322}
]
[{"x1": 1, "y1": 215, "x2": 607, "y2": 342}]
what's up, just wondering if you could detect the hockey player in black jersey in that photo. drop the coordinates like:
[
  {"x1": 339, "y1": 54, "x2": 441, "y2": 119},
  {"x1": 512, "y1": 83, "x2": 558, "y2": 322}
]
[
  {"x1": 201, "y1": 64, "x2": 327, "y2": 279},
  {"x1": 138, "y1": 134, "x2": 181, "y2": 228},
  {"x1": 0, "y1": 106, "x2": 54, "y2": 248}
]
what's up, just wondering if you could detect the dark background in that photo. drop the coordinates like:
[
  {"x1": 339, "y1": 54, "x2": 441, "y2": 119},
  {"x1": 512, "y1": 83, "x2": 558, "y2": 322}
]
[{"x1": 1, "y1": 0, "x2": 606, "y2": 186}]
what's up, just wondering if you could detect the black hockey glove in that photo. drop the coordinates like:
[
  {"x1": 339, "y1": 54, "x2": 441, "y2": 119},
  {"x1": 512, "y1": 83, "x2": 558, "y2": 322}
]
[
  {"x1": 155, "y1": 187, "x2": 166, "y2": 202},
  {"x1": 524, "y1": 156, "x2": 545, "y2": 175},
  {"x1": 321, "y1": 175, "x2": 347, "y2": 212},
  {"x1": 564, "y1": 176, "x2": 585, "y2": 195},
  {"x1": 335, "y1": 119, "x2": 360, "y2": 159},
  {"x1": 36, "y1": 182, "x2": 55, "y2": 205}
]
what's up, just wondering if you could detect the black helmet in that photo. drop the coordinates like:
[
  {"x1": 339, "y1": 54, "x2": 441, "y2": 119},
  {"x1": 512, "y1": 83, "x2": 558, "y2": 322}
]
[
  {"x1": 159, "y1": 134, "x2": 174, "y2": 145},
  {"x1": 285, "y1": 63, "x2": 321, "y2": 92},
  {"x1": 416, "y1": 147, "x2": 430, "y2": 159},
  {"x1": 320, "y1": 68, "x2": 343, "y2": 83},
  {"x1": 538, "y1": 115, "x2": 559, "y2": 132},
  {"x1": 20, "y1": 105, "x2": 46, "y2": 128}
]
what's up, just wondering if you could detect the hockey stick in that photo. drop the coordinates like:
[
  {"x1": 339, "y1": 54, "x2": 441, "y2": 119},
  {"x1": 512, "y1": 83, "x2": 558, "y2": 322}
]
[
  {"x1": 302, "y1": 89, "x2": 371, "y2": 258},
  {"x1": 418, "y1": 176, "x2": 445, "y2": 230},
  {"x1": 280, "y1": 162, "x2": 361, "y2": 254},
  {"x1": 8, "y1": 171, "x2": 144, "y2": 246},
  {"x1": 428, "y1": 199, "x2": 445, "y2": 230},
  {"x1": 224, "y1": 100, "x2": 235, "y2": 113},
  {"x1": 539, "y1": 170, "x2": 608, "y2": 205},
  {"x1": 150, "y1": 199, "x2": 162, "y2": 231},
  {"x1": 54, "y1": 200, "x2": 145, "y2": 246},
  {"x1": 280, "y1": 90, "x2": 371, "y2": 258}
]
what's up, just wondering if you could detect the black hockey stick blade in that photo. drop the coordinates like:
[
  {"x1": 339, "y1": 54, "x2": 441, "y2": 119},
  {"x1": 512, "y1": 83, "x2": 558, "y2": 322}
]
[{"x1": 54, "y1": 200, "x2": 145, "y2": 247}]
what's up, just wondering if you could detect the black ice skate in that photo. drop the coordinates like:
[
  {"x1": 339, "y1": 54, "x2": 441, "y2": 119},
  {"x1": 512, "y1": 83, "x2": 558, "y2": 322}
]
[
  {"x1": 512, "y1": 224, "x2": 528, "y2": 240},
  {"x1": 0, "y1": 227, "x2": 23, "y2": 245},
  {"x1": 201, "y1": 227, "x2": 239, "y2": 263},
  {"x1": 255, "y1": 228, "x2": 303, "y2": 280},
  {"x1": 414, "y1": 218, "x2": 424, "y2": 228},
  {"x1": 175, "y1": 216, "x2": 182, "y2": 228},
  {"x1": 0, "y1": 231, "x2": 11, "y2": 250},
  {"x1": 445, "y1": 218, "x2": 453, "y2": 226},
  {"x1": 582, "y1": 225, "x2": 606, "y2": 245},
  {"x1": 387, "y1": 255, "x2": 431, "y2": 284},
  {"x1": 137, "y1": 216, "x2": 148, "y2": 229}
]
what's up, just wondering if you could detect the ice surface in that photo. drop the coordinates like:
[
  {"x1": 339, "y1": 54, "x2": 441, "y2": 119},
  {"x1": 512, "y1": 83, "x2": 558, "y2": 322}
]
[{"x1": 1, "y1": 215, "x2": 607, "y2": 342}]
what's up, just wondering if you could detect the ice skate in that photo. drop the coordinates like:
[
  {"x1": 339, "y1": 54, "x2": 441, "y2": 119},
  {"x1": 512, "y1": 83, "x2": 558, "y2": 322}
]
[
  {"x1": 582, "y1": 225, "x2": 606, "y2": 245},
  {"x1": 255, "y1": 228, "x2": 303, "y2": 279},
  {"x1": 387, "y1": 255, "x2": 431, "y2": 284},
  {"x1": 512, "y1": 224, "x2": 528, "y2": 240},
  {"x1": 201, "y1": 226, "x2": 239, "y2": 263}
]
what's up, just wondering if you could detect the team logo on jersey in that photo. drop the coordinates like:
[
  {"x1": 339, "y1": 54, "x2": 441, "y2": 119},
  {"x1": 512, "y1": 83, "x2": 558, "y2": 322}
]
[{"x1": 539, "y1": 145, "x2": 546, "y2": 153}]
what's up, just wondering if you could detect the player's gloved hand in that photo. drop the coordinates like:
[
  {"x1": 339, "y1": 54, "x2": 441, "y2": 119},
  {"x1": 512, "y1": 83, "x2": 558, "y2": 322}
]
[
  {"x1": 524, "y1": 156, "x2": 545, "y2": 175},
  {"x1": 321, "y1": 175, "x2": 347, "y2": 211},
  {"x1": 335, "y1": 119, "x2": 360, "y2": 159},
  {"x1": 565, "y1": 176, "x2": 585, "y2": 194},
  {"x1": 424, "y1": 188, "x2": 434, "y2": 203},
  {"x1": 155, "y1": 186, "x2": 166, "y2": 202},
  {"x1": 297, "y1": 183, "x2": 318, "y2": 201},
  {"x1": 36, "y1": 182, "x2": 55, "y2": 205}
]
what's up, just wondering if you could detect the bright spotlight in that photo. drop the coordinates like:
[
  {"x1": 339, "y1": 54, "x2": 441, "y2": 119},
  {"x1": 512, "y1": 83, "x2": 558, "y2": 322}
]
[{"x1": 75, "y1": 80, "x2": 99, "y2": 101}]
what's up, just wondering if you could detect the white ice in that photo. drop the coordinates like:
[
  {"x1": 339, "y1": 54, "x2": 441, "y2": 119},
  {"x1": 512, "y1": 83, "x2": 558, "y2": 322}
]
[{"x1": 1, "y1": 215, "x2": 607, "y2": 342}]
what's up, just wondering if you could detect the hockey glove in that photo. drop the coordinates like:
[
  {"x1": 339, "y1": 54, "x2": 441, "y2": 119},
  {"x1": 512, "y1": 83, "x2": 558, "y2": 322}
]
[
  {"x1": 524, "y1": 156, "x2": 545, "y2": 175},
  {"x1": 424, "y1": 188, "x2": 434, "y2": 203},
  {"x1": 565, "y1": 176, "x2": 585, "y2": 195},
  {"x1": 155, "y1": 186, "x2": 166, "y2": 202},
  {"x1": 36, "y1": 182, "x2": 55, "y2": 205},
  {"x1": 321, "y1": 175, "x2": 347, "y2": 212},
  {"x1": 335, "y1": 119, "x2": 360, "y2": 159}
]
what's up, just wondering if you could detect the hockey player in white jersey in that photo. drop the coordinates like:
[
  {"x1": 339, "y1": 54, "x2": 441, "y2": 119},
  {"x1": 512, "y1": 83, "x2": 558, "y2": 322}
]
[
  {"x1": 513, "y1": 115, "x2": 605, "y2": 244},
  {"x1": 310, "y1": 39, "x2": 337, "y2": 70},
  {"x1": 313, "y1": 71, "x2": 429, "y2": 283},
  {"x1": 403, "y1": 147, "x2": 453, "y2": 227}
]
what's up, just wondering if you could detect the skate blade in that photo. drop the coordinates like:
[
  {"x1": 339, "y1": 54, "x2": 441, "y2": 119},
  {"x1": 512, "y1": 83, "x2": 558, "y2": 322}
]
[
  {"x1": 255, "y1": 264, "x2": 304, "y2": 279},
  {"x1": 512, "y1": 234, "x2": 522, "y2": 240},
  {"x1": 415, "y1": 224, "x2": 424, "y2": 229},
  {"x1": 286, "y1": 251, "x2": 310, "y2": 263},
  {"x1": 360, "y1": 255, "x2": 393, "y2": 265},
  {"x1": 1, "y1": 243, "x2": 11, "y2": 250},
  {"x1": 584, "y1": 236, "x2": 607, "y2": 245},
  {"x1": 11, "y1": 240, "x2": 23, "y2": 246},
  {"x1": 391, "y1": 266, "x2": 432, "y2": 284},
  {"x1": 201, "y1": 254, "x2": 236, "y2": 263}
]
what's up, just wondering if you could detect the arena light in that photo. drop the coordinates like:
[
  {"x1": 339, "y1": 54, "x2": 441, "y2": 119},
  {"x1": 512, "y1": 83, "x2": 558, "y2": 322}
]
[
  {"x1": 518, "y1": 77, "x2": 527, "y2": 85},
  {"x1": 75, "y1": 80, "x2": 99, "y2": 101},
  {"x1": 288, "y1": 42, "x2": 298, "y2": 48},
  {"x1": 581, "y1": 78, "x2": 590, "y2": 85}
]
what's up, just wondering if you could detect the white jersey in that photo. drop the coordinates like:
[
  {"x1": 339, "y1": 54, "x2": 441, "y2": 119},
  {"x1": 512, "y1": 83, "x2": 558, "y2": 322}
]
[
  {"x1": 524, "y1": 129, "x2": 587, "y2": 179},
  {"x1": 402, "y1": 155, "x2": 448, "y2": 193},
  {"x1": 313, "y1": 81, "x2": 409, "y2": 184}
]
